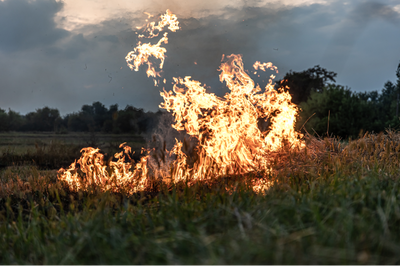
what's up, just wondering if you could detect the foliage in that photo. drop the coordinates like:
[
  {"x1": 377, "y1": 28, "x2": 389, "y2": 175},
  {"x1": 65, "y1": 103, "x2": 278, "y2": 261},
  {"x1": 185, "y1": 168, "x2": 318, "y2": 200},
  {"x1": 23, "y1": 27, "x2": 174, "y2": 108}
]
[
  {"x1": 278, "y1": 65, "x2": 337, "y2": 105},
  {"x1": 0, "y1": 102, "x2": 163, "y2": 134},
  {"x1": 21, "y1": 107, "x2": 60, "y2": 132},
  {"x1": 297, "y1": 84, "x2": 376, "y2": 138},
  {"x1": 297, "y1": 62, "x2": 400, "y2": 139},
  {"x1": 65, "y1": 102, "x2": 163, "y2": 134}
]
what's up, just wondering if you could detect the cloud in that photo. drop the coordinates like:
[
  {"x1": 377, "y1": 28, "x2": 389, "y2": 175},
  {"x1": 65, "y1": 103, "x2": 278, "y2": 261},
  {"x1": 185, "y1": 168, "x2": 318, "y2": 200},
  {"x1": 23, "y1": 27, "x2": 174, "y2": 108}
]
[
  {"x1": 0, "y1": 0, "x2": 399, "y2": 116},
  {"x1": 352, "y1": 1, "x2": 400, "y2": 24},
  {"x1": 0, "y1": 0, "x2": 69, "y2": 53},
  {"x1": 321, "y1": 1, "x2": 400, "y2": 71}
]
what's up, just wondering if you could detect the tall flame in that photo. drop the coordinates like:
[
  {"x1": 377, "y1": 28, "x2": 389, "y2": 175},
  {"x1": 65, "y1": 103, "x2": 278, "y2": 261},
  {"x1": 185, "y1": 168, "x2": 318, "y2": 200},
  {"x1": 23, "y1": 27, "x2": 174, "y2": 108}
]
[
  {"x1": 160, "y1": 54, "x2": 302, "y2": 176},
  {"x1": 58, "y1": 10, "x2": 303, "y2": 194}
]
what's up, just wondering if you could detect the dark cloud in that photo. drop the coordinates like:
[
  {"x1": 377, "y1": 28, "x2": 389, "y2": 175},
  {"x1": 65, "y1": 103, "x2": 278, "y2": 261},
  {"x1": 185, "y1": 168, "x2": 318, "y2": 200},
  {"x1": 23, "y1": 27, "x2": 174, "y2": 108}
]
[
  {"x1": 0, "y1": 0, "x2": 69, "y2": 53},
  {"x1": 153, "y1": 4, "x2": 334, "y2": 94},
  {"x1": 352, "y1": 2, "x2": 400, "y2": 24},
  {"x1": 322, "y1": 1, "x2": 400, "y2": 72},
  {"x1": 46, "y1": 33, "x2": 90, "y2": 59},
  {"x1": 0, "y1": 1, "x2": 399, "y2": 115}
]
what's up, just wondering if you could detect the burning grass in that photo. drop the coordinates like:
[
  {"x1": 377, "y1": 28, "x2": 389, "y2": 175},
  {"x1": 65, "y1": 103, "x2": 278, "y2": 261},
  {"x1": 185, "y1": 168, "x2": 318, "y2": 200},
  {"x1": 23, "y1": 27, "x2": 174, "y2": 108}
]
[
  {"x1": 58, "y1": 10, "x2": 304, "y2": 194},
  {"x1": 2, "y1": 9, "x2": 400, "y2": 264},
  {"x1": 2, "y1": 132, "x2": 400, "y2": 263}
]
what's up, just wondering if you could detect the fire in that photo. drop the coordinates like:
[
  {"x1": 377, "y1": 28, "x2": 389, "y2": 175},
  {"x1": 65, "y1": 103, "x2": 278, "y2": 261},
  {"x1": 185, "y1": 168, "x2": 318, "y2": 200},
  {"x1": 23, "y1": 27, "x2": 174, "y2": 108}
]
[
  {"x1": 58, "y1": 143, "x2": 149, "y2": 194},
  {"x1": 58, "y1": 10, "x2": 303, "y2": 194},
  {"x1": 125, "y1": 9, "x2": 179, "y2": 85},
  {"x1": 160, "y1": 54, "x2": 302, "y2": 176}
]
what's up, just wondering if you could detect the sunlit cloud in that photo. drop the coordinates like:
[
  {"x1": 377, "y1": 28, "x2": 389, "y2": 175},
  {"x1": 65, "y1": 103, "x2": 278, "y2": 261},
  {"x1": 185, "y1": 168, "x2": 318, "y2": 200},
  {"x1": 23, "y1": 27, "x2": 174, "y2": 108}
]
[{"x1": 56, "y1": 0, "x2": 329, "y2": 31}]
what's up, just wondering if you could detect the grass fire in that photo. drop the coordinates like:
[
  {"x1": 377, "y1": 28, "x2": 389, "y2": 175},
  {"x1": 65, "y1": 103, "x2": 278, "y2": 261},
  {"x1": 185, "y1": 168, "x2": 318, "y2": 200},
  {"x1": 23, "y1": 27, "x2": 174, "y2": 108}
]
[
  {"x1": 2, "y1": 6, "x2": 400, "y2": 265},
  {"x1": 58, "y1": 10, "x2": 303, "y2": 194}
]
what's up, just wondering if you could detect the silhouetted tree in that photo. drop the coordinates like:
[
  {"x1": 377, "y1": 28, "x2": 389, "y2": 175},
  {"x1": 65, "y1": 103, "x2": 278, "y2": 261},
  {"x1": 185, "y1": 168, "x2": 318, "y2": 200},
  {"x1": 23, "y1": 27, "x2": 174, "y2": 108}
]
[
  {"x1": 116, "y1": 105, "x2": 145, "y2": 133},
  {"x1": 278, "y1": 65, "x2": 337, "y2": 105},
  {"x1": 8, "y1": 109, "x2": 24, "y2": 131},
  {"x1": 22, "y1": 107, "x2": 60, "y2": 131},
  {"x1": 0, "y1": 108, "x2": 8, "y2": 131},
  {"x1": 67, "y1": 112, "x2": 88, "y2": 132}
]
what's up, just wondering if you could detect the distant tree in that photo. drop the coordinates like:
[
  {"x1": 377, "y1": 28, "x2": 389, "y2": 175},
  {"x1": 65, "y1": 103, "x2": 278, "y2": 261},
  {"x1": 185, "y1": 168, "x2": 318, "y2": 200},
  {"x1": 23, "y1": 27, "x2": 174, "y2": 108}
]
[
  {"x1": 67, "y1": 112, "x2": 88, "y2": 132},
  {"x1": 397, "y1": 61, "x2": 400, "y2": 83},
  {"x1": 377, "y1": 81, "x2": 397, "y2": 126},
  {"x1": 116, "y1": 105, "x2": 145, "y2": 134},
  {"x1": 92, "y1": 101, "x2": 108, "y2": 131},
  {"x1": 278, "y1": 65, "x2": 337, "y2": 105},
  {"x1": 103, "y1": 104, "x2": 119, "y2": 133},
  {"x1": 21, "y1": 107, "x2": 60, "y2": 131},
  {"x1": 297, "y1": 84, "x2": 375, "y2": 138},
  {"x1": 0, "y1": 108, "x2": 8, "y2": 131},
  {"x1": 8, "y1": 109, "x2": 24, "y2": 131}
]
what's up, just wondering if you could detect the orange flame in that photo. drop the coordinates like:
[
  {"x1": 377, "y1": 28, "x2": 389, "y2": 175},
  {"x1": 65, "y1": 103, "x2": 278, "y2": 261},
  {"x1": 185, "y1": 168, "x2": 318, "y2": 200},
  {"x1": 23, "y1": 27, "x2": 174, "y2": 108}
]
[
  {"x1": 58, "y1": 9, "x2": 303, "y2": 194},
  {"x1": 58, "y1": 143, "x2": 149, "y2": 194},
  {"x1": 125, "y1": 9, "x2": 180, "y2": 84},
  {"x1": 160, "y1": 54, "x2": 302, "y2": 176}
]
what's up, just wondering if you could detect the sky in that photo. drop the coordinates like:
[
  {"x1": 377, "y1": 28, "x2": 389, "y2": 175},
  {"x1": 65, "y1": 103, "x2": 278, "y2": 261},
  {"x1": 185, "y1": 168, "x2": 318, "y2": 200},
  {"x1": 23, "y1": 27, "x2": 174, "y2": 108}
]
[{"x1": 0, "y1": 0, "x2": 399, "y2": 115}]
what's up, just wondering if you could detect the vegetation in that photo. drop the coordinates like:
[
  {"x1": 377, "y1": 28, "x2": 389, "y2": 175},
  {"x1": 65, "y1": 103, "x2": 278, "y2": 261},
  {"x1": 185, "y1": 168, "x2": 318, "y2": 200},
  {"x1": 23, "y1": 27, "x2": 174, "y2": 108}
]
[
  {"x1": 0, "y1": 132, "x2": 145, "y2": 170},
  {"x1": 291, "y1": 62, "x2": 400, "y2": 139},
  {"x1": 278, "y1": 65, "x2": 337, "y2": 105},
  {"x1": 2, "y1": 63, "x2": 400, "y2": 140},
  {"x1": 1, "y1": 61, "x2": 400, "y2": 263},
  {"x1": 1, "y1": 131, "x2": 400, "y2": 263},
  {"x1": 0, "y1": 103, "x2": 163, "y2": 134}
]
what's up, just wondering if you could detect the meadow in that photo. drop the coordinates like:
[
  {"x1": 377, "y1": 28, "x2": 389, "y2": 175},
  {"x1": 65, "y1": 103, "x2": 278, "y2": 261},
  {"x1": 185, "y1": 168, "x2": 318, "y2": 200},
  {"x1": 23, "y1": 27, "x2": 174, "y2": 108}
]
[
  {"x1": 1, "y1": 131, "x2": 400, "y2": 264},
  {"x1": 0, "y1": 132, "x2": 145, "y2": 170}
]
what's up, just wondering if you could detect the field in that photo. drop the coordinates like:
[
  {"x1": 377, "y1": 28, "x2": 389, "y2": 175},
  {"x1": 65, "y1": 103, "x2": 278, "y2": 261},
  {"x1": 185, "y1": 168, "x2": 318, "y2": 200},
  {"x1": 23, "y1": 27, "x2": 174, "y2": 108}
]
[
  {"x1": 0, "y1": 132, "x2": 145, "y2": 170},
  {"x1": 1, "y1": 131, "x2": 400, "y2": 264}
]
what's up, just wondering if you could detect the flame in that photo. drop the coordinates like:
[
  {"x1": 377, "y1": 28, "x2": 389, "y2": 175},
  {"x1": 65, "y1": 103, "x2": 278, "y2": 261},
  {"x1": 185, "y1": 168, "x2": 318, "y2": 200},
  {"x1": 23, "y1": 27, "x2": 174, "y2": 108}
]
[
  {"x1": 58, "y1": 143, "x2": 149, "y2": 194},
  {"x1": 125, "y1": 9, "x2": 180, "y2": 84},
  {"x1": 138, "y1": 9, "x2": 179, "y2": 39},
  {"x1": 58, "y1": 9, "x2": 304, "y2": 194},
  {"x1": 160, "y1": 54, "x2": 302, "y2": 176}
]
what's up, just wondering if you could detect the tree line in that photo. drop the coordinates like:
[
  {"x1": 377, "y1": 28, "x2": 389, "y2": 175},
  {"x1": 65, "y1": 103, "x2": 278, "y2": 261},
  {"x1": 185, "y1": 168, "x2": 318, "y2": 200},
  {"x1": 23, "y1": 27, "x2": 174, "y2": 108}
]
[
  {"x1": 280, "y1": 62, "x2": 400, "y2": 139},
  {"x1": 0, "y1": 102, "x2": 163, "y2": 134},
  {"x1": 1, "y1": 61, "x2": 400, "y2": 138}
]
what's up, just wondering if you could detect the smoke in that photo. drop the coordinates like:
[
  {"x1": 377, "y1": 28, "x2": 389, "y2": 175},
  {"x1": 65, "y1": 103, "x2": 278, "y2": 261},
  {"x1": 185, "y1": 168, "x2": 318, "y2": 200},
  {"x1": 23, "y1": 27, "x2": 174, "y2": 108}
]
[{"x1": 146, "y1": 112, "x2": 200, "y2": 177}]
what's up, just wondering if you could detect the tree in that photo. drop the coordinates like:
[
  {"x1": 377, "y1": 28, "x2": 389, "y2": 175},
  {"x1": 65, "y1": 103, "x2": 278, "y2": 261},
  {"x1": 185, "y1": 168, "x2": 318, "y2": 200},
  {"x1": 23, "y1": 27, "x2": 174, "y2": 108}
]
[
  {"x1": 297, "y1": 84, "x2": 376, "y2": 138},
  {"x1": 7, "y1": 109, "x2": 24, "y2": 131},
  {"x1": 67, "y1": 113, "x2": 88, "y2": 132},
  {"x1": 278, "y1": 65, "x2": 337, "y2": 105},
  {"x1": 116, "y1": 105, "x2": 145, "y2": 133},
  {"x1": 21, "y1": 107, "x2": 60, "y2": 131},
  {"x1": 103, "y1": 104, "x2": 119, "y2": 133},
  {"x1": 396, "y1": 61, "x2": 400, "y2": 82},
  {"x1": 0, "y1": 108, "x2": 8, "y2": 131}
]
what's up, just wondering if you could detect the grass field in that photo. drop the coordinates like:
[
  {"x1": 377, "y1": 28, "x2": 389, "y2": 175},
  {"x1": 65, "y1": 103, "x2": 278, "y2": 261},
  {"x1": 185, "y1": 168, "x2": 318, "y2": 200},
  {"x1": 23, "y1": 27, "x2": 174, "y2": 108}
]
[
  {"x1": 0, "y1": 132, "x2": 145, "y2": 169},
  {"x1": 1, "y1": 131, "x2": 400, "y2": 264}
]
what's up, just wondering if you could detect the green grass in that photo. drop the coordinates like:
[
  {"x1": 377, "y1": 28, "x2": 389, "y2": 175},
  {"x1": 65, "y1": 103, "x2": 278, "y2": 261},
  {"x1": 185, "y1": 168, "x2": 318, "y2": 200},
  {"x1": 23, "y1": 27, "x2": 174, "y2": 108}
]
[{"x1": 1, "y1": 131, "x2": 400, "y2": 264}]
